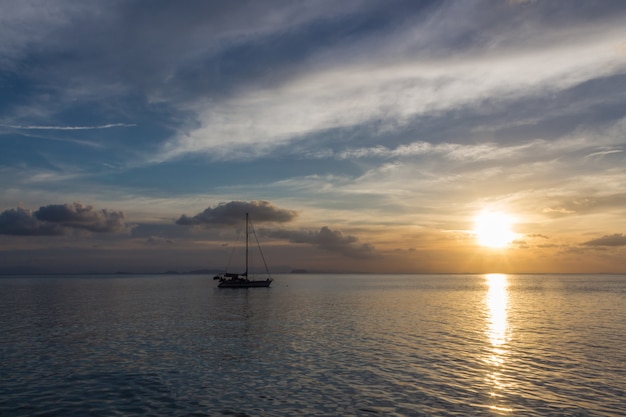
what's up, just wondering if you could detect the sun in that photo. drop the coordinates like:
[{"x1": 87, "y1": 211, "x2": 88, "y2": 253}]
[{"x1": 473, "y1": 211, "x2": 517, "y2": 248}]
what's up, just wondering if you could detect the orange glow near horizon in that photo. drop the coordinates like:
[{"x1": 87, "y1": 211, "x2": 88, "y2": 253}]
[{"x1": 473, "y1": 211, "x2": 517, "y2": 248}]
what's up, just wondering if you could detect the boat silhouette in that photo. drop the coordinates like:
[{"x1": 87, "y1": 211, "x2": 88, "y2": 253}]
[{"x1": 213, "y1": 213, "x2": 273, "y2": 288}]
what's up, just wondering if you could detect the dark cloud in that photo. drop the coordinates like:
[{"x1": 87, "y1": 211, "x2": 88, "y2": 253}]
[
  {"x1": 0, "y1": 203, "x2": 128, "y2": 236},
  {"x1": 264, "y1": 226, "x2": 376, "y2": 259},
  {"x1": 0, "y1": 207, "x2": 64, "y2": 236},
  {"x1": 582, "y1": 233, "x2": 626, "y2": 247},
  {"x1": 35, "y1": 203, "x2": 127, "y2": 233},
  {"x1": 176, "y1": 201, "x2": 297, "y2": 226}
]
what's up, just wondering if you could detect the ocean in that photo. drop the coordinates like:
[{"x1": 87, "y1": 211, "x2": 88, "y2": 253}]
[{"x1": 1, "y1": 273, "x2": 625, "y2": 416}]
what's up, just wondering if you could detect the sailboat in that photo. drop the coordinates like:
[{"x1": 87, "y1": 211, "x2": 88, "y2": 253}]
[{"x1": 213, "y1": 213, "x2": 273, "y2": 288}]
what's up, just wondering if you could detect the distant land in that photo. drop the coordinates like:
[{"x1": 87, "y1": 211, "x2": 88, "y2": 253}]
[
  {"x1": 0, "y1": 266, "x2": 311, "y2": 276},
  {"x1": 0, "y1": 266, "x2": 217, "y2": 276}
]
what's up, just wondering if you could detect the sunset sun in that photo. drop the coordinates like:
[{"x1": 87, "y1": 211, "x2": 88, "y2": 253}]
[{"x1": 473, "y1": 211, "x2": 517, "y2": 248}]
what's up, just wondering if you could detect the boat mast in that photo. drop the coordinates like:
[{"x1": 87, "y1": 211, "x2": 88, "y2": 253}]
[{"x1": 245, "y1": 212, "x2": 249, "y2": 277}]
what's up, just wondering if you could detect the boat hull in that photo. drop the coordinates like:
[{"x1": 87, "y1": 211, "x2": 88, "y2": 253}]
[
  {"x1": 213, "y1": 213, "x2": 274, "y2": 288},
  {"x1": 217, "y1": 279, "x2": 272, "y2": 288}
]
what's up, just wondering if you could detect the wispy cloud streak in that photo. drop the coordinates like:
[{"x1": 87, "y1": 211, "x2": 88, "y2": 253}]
[
  {"x1": 156, "y1": 4, "x2": 626, "y2": 162},
  {"x1": 1, "y1": 123, "x2": 136, "y2": 130}
]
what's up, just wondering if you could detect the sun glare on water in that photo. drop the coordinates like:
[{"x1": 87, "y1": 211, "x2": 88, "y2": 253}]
[{"x1": 473, "y1": 211, "x2": 517, "y2": 248}]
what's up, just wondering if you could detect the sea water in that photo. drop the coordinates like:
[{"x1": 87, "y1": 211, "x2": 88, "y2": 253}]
[{"x1": 1, "y1": 274, "x2": 625, "y2": 416}]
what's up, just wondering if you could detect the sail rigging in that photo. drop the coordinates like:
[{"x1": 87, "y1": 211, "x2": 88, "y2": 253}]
[{"x1": 213, "y1": 213, "x2": 273, "y2": 288}]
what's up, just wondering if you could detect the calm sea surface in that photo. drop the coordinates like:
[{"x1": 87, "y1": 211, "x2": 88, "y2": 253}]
[{"x1": 1, "y1": 274, "x2": 625, "y2": 416}]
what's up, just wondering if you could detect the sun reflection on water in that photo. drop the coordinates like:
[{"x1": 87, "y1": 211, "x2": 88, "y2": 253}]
[
  {"x1": 484, "y1": 273, "x2": 513, "y2": 413},
  {"x1": 486, "y1": 274, "x2": 509, "y2": 347}
]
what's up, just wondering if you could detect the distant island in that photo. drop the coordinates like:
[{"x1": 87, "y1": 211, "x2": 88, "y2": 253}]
[
  {"x1": 0, "y1": 266, "x2": 221, "y2": 276},
  {"x1": 0, "y1": 266, "x2": 312, "y2": 276}
]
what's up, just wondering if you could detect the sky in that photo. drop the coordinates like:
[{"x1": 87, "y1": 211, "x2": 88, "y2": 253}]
[{"x1": 1, "y1": 0, "x2": 626, "y2": 274}]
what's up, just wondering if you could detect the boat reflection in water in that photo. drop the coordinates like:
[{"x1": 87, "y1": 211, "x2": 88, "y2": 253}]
[{"x1": 484, "y1": 273, "x2": 513, "y2": 414}]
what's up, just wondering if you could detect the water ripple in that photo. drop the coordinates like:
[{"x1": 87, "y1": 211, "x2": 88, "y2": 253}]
[{"x1": 1, "y1": 274, "x2": 625, "y2": 416}]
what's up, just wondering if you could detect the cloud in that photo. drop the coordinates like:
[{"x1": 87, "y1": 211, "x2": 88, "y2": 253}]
[
  {"x1": 264, "y1": 226, "x2": 376, "y2": 259},
  {"x1": 582, "y1": 233, "x2": 626, "y2": 247},
  {"x1": 0, "y1": 0, "x2": 364, "y2": 112},
  {"x1": 154, "y1": 1, "x2": 626, "y2": 162},
  {"x1": 0, "y1": 207, "x2": 63, "y2": 236},
  {"x1": 0, "y1": 123, "x2": 136, "y2": 130},
  {"x1": 543, "y1": 193, "x2": 626, "y2": 217},
  {"x1": 4, "y1": 1, "x2": 626, "y2": 166},
  {"x1": 0, "y1": 203, "x2": 128, "y2": 235},
  {"x1": 144, "y1": 236, "x2": 174, "y2": 246},
  {"x1": 585, "y1": 148, "x2": 623, "y2": 159},
  {"x1": 176, "y1": 201, "x2": 297, "y2": 226},
  {"x1": 512, "y1": 239, "x2": 529, "y2": 249},
  {"x1": 332, "y1": 140, "x2": 542, "y2": 162},
  {"x1": 35, "y1": 203, "x2": 127, "y2": 233}
]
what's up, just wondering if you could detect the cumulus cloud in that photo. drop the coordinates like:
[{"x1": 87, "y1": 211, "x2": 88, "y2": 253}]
[
  {"x1": 176, "y1": 201, "x2": 297, "y2": 226},
  {"x1": 582, "y1": 233, "x2": 626, "y2": 247},
  {"x1": 0, "y1": 203, "x2": 128, "y2": 236},
  {"x1": 264, "y1": 226, "x2": 376, "y2": 259},
  {"x1": 0, "y1": 207, "x2": 63, "y2": 236},
  {"x1": 35, "y1": 203, "x2": 127, "y2": 233}
]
